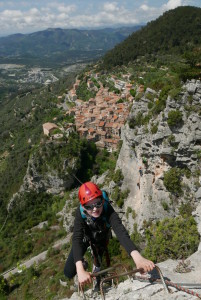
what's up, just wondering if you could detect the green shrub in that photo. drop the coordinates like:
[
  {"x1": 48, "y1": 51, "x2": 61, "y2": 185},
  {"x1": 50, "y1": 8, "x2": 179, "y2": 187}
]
[
  {"x1": 143, "y1": 216, "x2": 200, "y2": 262},
  {"x1": 167, "y1": 134, "x2": 176, "y2": 145},
  {"x1": 130, "y1": 224, "x2": 144, "y2": 249},
  {"x1": 181, "y1": 168, "x2": 191, "y2": 179},
  {"x1": 111, "y1": 187, "x2": 129, "y2": 208},
  {"x1": 152, "y1": 98, "x2": 166, "y2": 115},
  {"x1": 194, "y1": 150, "x2": 201, "y2": 160},
  {"x1": 129, "y1": 112, "x2": 151, "y2": 129},
  {"x1": 108, "y1": 237, "x2": 121, "y2": 257},
  {"x1": 163, "y1": 167, "x2": 182, "y2": 195},
  {"x1": 146, "y1": 93, "x2": 155, "y2": 101},
  {"x1": 167, "y1": 110, "x2": 183, "y2": 127},
  {"x1": 95, "y1": 149, "x2": 116, "y2": 175},
  {"x1": 47, "y1": 247, "x2": 60, "y2": 258},
  {"x1": 112, "y1": 169, "x2": 124, "y2": 184},
  {"x1": 116, "y1": 98, "x2": 124, "y2": 103},
  {"x1": 91, "y1": 77, "x2": 100, "y2": 88},
  {"x1": 111, "y1": 186, "x2": 120, "y2": 203},
  {"x1": 0, "y1": 276, "x2": 9, "y2": 296},
  {"x1": 132, "y1": 210, "x2": 137, "y2": 219},
  {"x1": 76, "y1": 81, "x2": 96, "y2": 101},
  {"x1": 117, "y1": 189, "x2": 130, "y2": 208},
  {"x1": 179, "y1": 202, "x2": 193, "y2": 218},
  {"x1": 161, "y1": 201, "x2": 169, "y2": 211},
  {"x1": 116, "y1": 198, "x2": 124, "y2": 208},
  {"x1": 25, "y1": 265, "x2": 41, "y2": 282},
  {"x1": 126, "y1": 206, "x2": 132, "y2": 218},
  {"x1": 130, "y1": 89, "x2": 136, "y2": 97},
  {"x1": 169, "y1": 88, "x2": 181, "y2": 100},
  {"x1": 151, "y1": 122, "x2": 158, "y2": 134},
  {"x1": 148, "y1": 101, "x2": 154, "y2": 109}
]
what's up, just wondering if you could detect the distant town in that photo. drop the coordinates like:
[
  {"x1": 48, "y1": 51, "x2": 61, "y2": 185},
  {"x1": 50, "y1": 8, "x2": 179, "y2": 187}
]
[{"x1": 43, "y1": 71, "x2": 144, "y2": 151}]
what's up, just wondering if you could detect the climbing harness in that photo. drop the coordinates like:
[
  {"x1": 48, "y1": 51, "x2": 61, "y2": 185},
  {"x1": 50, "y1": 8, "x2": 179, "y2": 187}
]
[{"x1": 78, "y1": 264, "x2": 201, "y2": 300}]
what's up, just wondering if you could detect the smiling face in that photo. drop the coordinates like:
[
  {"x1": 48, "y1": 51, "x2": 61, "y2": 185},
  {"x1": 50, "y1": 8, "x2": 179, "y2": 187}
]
[{"x1": 83, "y1": 197, "x2": 104, "y2": 218}]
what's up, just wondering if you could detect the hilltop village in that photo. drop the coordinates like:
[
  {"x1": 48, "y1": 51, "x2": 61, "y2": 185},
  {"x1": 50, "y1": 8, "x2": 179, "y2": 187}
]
[{"x1": 43, "y1": 72, "x2": 143, "y2": 151}]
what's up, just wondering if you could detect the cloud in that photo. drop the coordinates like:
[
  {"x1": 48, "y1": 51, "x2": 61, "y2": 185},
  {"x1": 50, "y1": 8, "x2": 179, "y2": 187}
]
[
  {"x1": 138, "y1": 0, "x2": 186, "y2": 23},
  {"x1": 103, "y1": 2, "x2": 119, "y2": 12},
  {"x1": 0, "y1": 2, "x2": 140, "y2": 35},
  {"x1": 138, "y1": 4, "x2": 161, "y2": 23},
  {"x1": 140, "y1": 4, "x2": 149, "y2": 11},
  {"x1": 0, "y1": 0, "x2": 197, "y2": 36},
  {"x1": 163, "y1": 0, "x2": 183, "y2": 10},
  {"x1": 1, "y1": 9, "x2": 23, "y2": 18},
  {"x1": 56, "y1": 4, "x2": 76, "y2": 14}
]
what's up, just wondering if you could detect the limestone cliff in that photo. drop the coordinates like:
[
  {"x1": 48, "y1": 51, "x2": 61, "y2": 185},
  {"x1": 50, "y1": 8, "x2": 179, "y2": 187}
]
[
  {"x1": 116, "y1": 79, "x2": 201, "y2": 239},
  {"x1": 7, "y1": 144, "x2": 77, "y2": 211},
  {"x1": 68, "y1": 79, "x2": 201, "y2": 300}
]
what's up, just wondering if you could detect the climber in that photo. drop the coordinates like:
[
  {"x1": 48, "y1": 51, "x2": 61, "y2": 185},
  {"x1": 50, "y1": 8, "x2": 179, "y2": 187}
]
[
  {"x1": 64, "y1": 182, "x2": 155, "y2": 289},
  {"x1": 139, "y1": 166, "x2": 143, "y2": 177}
]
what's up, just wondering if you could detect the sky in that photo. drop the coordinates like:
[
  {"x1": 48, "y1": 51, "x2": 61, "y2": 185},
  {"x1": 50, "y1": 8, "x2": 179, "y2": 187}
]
[{"x1": 0, "y1": 0, "x2": 200, "y2": 36}]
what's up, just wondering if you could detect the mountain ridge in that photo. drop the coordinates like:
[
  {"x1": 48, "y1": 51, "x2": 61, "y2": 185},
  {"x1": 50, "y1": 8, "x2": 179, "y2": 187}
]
[
  {"x1": 0, "y1": 26, "x2": 141, "y2": 57},
  {"x1": 102, "y1": 6, "x2": 201, "y2": 68}
]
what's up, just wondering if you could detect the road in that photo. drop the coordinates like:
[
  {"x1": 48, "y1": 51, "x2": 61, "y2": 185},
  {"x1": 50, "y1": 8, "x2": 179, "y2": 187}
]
[{"x1": 2, "y1": 233, "x2": 72, "y2": 279}]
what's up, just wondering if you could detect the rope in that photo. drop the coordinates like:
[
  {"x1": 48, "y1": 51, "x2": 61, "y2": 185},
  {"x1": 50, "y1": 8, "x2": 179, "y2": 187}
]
[
  {"x1": 71, "y1": 173, "x2": 83, "y2": 185},
  {"x1": 134, "y1": 274, "x2": 201, "y2": 299},
  {"x1": 165, "y1": 280, "x2": 201, "y2": 299}
]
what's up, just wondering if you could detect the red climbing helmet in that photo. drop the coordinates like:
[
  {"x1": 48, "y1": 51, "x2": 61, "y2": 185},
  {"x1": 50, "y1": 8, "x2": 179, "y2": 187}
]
[{"x1": 78, "y1": 182, "x2": 102, "y2": 206}]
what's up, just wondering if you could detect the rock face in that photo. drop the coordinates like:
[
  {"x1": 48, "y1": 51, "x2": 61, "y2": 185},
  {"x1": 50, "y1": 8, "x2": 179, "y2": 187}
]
[
  {"x1": 68, "y1": 249, "x2": 201, "y2": 300},
  {"x1": 116, "y1": 80, "x2": 201, "y2": 235},
  {"x1": 22, "y1": 156, "x2": 73, "y2": 194},
  {"x1": 7, "y1": 152, "x2": 75, "y2": 211},
  {"x1": 67, "y1": 251, "x2": 201, "y2": 300},
  {"x1": 68, "y1": 80, "x2": 201, "y2": 300}
]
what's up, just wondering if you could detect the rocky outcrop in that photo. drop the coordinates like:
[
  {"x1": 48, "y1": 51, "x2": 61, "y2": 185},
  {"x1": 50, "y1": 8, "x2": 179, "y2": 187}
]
[
  {"x1": 7, "y1": 152, "x2": 76, "y2": 211},
  {"x1": 116, "y1": 79, "x2": 201, "y2": 232},
  {"x1": 23, "y1": 155, "x2": 75, "y2": 194},
  {"x1": 69, "y1": 249, "x2": 201, "y2": 299}
]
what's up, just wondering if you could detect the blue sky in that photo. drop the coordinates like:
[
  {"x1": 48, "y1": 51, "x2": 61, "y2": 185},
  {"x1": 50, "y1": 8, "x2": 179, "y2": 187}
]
[{"x1": 0, "y1": 0, "x2": 200, "y2": 36}]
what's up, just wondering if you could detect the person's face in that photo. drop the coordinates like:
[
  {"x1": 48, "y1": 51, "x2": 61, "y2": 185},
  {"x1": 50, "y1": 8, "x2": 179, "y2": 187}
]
[{"x1": 83, "y1": 197, "x2": 104, "y2": 218}]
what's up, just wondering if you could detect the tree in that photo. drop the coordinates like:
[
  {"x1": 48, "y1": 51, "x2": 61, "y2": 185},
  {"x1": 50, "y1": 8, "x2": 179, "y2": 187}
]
[
  {"x1": 0, "y1": 276, "x2": 9, "y2": 296},
  {"x1": 143, "y1": 216, "x2": 199, "y2": 262},
  {"x1": 163, "y1": 167, "x2": 182, "y2": 195}
]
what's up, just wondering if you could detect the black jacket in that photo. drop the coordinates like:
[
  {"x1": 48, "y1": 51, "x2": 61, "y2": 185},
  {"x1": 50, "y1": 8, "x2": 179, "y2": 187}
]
[{"x1": 72, "y1": 203, "x2": 137, "y2": 263}]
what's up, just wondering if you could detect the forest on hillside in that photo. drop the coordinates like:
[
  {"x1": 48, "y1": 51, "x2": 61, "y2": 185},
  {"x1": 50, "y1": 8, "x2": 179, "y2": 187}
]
[{"x1": 102, "y1": 6, "x2": 201, "y2": 76}]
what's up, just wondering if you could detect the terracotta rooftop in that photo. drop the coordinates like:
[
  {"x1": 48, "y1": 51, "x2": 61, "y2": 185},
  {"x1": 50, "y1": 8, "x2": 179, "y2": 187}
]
[
  {"x1": 88, "y1": 128, "x2": 95, "y2": 133},
  {"x1": 98, "y1": 121, "x2": 105, "y2": 127},
  {"x1": 112, "y1": 123, "x2": 121, "y2": 128},
  {"x1": 105, "y1": 123, "x2": 114, "y2": 128}
]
